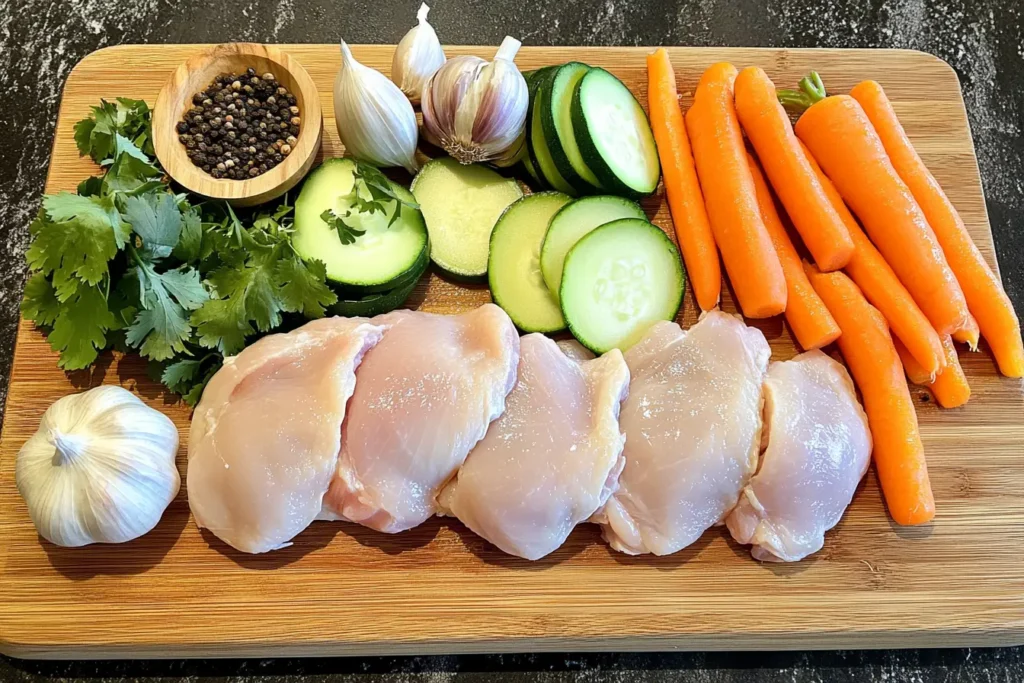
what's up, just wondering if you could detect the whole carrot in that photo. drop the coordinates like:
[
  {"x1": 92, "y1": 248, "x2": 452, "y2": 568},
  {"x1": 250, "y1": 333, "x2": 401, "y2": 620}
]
[
  {"x1": 735, "y1": 66, "x2": 853, "y2": 272},
  {"x1": 646, "y1": 49, "x2": 721, "y2": 312},
  {"x1": 851, "y1": 80, "x2": 1023, "y2": 377},
  {"x1": 785, "y1": 74, "x2": 969, "y2": 336},
  {"x1": 747, "y1": 152, "x2": 840, "y2": 349},
  {"x1": 895, "y1": 336, "x2": 971, "y2": 409},
  {"x1": 952, "y1": 313, "x2": 980, "y2": 351},
  {"x1": 797, "y1": 140, "x2": 946, "y2": 377},
  {"x1": 685, "y1": 63, "x2": 786, "y2": 318},
  {"x1": 805, "y1": 263, "x2": 935, "y2": 526}
]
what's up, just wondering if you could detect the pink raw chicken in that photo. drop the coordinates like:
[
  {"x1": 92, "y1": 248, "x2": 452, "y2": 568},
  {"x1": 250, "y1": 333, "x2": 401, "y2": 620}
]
[
  {"x1": 441, "y1": 334, "x2": 630, "y2": 560},
  {"x1": 320, "y1": 304, "x2": 519, "y2": 533},
  {"x1": 595, "y1": 311, "x2": 771, "y2": 556},
  {"x1": 727, "y1": 350, "x2": 872, "y2": 562},
  {"x1": 187, "y1": 317, "x2": 384, "y2": 554}
]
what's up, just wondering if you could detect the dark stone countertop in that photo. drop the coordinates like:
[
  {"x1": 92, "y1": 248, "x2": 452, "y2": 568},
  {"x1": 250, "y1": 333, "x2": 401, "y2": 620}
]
[{"x1": 1, "y1": 0, "x2": 1022, "y2": 680}]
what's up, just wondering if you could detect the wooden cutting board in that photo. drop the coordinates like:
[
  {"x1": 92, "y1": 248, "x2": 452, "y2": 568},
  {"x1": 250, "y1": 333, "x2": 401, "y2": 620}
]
[{"x1": 1, "y1": 44, "x2": 1022, "y2": 659}]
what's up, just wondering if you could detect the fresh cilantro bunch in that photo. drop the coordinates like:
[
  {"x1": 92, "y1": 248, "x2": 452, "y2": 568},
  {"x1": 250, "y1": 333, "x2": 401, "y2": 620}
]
[
  {"x1": 320, "y1": 162, "x2": 419, "y2": 245},
  {"x1": 22, "y1": 99, "x2": 338, "y2": 405}
]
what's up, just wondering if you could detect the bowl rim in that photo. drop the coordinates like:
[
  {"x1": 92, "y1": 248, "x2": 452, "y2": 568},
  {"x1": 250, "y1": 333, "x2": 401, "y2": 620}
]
[{"x1": 152, "y1": 42, "x2": 322, "y2": 203}]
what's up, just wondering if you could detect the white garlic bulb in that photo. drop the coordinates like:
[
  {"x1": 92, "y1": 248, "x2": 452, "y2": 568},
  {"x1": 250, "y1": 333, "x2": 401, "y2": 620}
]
[
  {"x1": 421, "y1": 36, "x2": 529, "y2": 164},
  {"x1": 392, "y1": 3, "x2": 446, "y2": 104},
  {"x1": 16, "y1": 386, "x2": 180, "y2": 547},
  {"x1": 335, "y1": 40, "x2": 420, "y2": 173}
]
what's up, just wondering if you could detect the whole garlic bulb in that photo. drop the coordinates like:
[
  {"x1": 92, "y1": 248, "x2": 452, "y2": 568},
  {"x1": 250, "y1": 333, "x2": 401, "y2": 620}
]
[
  {"x1": 335, "y1": 40, "x2": 420, "y2": 173},
  {"x1": 421, "y1": 36, "x2": 529, "y2": 164},
  {"x1": 392, "y1": 3, "x2": 446, "y2": 104},
  {"x1": 16, "y1": 386, "x2": 180, "y2": 547}
]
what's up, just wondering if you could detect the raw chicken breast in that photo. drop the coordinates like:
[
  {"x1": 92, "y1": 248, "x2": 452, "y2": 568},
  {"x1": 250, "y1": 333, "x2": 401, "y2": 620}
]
[
  {"x1": 442, "y1": 334, "x2": 630, "y2": 560},
  {"x1": 595, "y1": 311, "x2": 771, "y2": 556},
  {"x1": 188, "y1": 317, "x2": 384, "y2": 554},
  {"x1": 727, "y1": 351, "x2": 872, "y2": 562},
  {"x1": 321, "y1": 304, "x2": 519, "y2": 533}
]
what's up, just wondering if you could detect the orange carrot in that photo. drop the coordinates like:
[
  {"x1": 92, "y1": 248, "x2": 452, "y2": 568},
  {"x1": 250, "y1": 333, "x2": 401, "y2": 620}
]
[
  {"x1": 646, "y1": 49, "x2": 721, "y2": 312},
  {"x1": 952, "y1": 313, "x2": 980, "y2": 351},
  {"x1": 851, "y1": 80, "x2": 1023, "y2": 376},
  {"x1": 734, "y1": 66, "x2": 853, "y2": 272},
  {"x1": 747, "y1": 152, "x2": 840, "y2": 349},
  {"x1": 895, "y1": 336, "x2": 971, "y2": 409},
  {"x1": 785, "y1": 76, "x2": 969, "y2": 336},
  {"x1": 684, "y1": 63, "x2": 786, "y2": 318},
  {"x1": 805, "y1": 263, "x2": 935, "y2": 526},
  {"x1": 797, "y1": 139, "x2": 947, "y2": 377}
]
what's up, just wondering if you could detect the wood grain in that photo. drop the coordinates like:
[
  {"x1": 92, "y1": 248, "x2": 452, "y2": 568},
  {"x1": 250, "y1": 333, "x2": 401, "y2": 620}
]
[
  {"x1": 152, "y1": 43, "x2": 322, "y2": 206},
  {"x1": 1, "y1": 44, "x2": 1022, "y2": 659}
]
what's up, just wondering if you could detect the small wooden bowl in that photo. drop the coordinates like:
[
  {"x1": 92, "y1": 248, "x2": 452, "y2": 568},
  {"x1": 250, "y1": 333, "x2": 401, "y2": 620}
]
[{"x1": 153, "y1": 43, "x2": 322, "y2": 207}]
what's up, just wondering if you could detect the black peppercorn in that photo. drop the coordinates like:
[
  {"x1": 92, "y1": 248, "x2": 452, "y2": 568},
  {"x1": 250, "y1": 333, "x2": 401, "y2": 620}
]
[{"x1": 178, "y1": 68, "x2": 301, "y2": 180}]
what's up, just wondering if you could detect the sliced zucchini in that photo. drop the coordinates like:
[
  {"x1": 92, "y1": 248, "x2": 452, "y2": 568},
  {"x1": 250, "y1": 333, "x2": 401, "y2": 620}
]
[
  {"x1": 540, "y1": 62, "x2": 603, "y2": 194},
  {"x1": 329, "y1": 273, "x2": 421, "y2": 318},
  {"x1": 540, "y1": 195, "x2": 646, "y2": 302},
  {"x1": 560, "y1": 218, "x2": 684, "y2": 353},
  {"x1": 521, "y1": 153, "x2": 543, "y2": 188},
  {"x1": 523, "y1": 67, "x2": 555, "y2": 190},
  {"x1": 571, "y1": 68, "x2": 661, "y2": 198},
  {"x1": 411, "y1": 157, "x2": 522, "y2": 280},
  {"x1": 488, "y1": 192, "x2": 573, "y2": 332},
  {"x1": 530, "y1": 71, "x2": 578, "y2": 196},
  {"x1": 293, "y1": 158, "x2": 428, "y2": 294}
]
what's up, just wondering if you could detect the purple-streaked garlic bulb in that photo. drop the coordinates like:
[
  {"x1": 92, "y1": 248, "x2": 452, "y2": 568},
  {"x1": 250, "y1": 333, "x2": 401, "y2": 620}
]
[{"x1": 421, "y1": 36, "x2": 528, "y2": 165}]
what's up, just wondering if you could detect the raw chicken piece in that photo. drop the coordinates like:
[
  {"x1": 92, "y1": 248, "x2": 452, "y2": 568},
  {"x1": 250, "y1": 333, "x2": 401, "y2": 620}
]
[
  {"x1": 595, "y1": 311, "x2": 771, "y2": 556},
  {"x1": 320, "y1": 304, "x2": 519, "y2": 533},
  {"x1": 442, "y1": 334, "x2": 630, "y2": 560},
  {"x1": 188, "y1": 317, "x2": 384, "y2": 554},
  {"x1": 726, "y1": 351, "x2": 872, "y2": 562}
]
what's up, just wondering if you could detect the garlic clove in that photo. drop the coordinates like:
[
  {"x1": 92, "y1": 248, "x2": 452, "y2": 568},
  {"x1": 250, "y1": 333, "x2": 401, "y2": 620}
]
[
  {"x1": 421, "y1": 37, "x2": 529, "y2": 165},
  {"x1": 392, "y1": 3, "x2": 446, "y2": 105},
  {"x1": 335, "y1": 40, "x2": 420, "y2": 173}
]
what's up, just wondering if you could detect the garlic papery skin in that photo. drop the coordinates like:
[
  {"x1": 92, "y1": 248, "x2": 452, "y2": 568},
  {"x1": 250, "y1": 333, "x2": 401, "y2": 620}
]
[
  {"x1": 421, "y1": 36, "x2": 529, "y2": 164},
  {"x1": 392, "y1": 3, "x2": 446, "y2": 104},
  {"x1": 335, "y1": 40, "x2": 420, "y2": 173},
  {"x1": 15, "y1": 386, "x2": 180, "y2": 548}
]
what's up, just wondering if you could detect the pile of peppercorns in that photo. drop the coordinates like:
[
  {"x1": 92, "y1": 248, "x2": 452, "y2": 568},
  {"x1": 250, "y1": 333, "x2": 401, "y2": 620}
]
[{"x1": 176, "y1": 67, "x2": 301, "y2": 180}]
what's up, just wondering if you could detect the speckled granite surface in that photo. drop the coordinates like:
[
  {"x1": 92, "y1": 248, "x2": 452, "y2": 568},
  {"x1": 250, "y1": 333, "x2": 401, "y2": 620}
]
[{"x1": 1, "y1": 0, "x2": 1022, "y2": 680}]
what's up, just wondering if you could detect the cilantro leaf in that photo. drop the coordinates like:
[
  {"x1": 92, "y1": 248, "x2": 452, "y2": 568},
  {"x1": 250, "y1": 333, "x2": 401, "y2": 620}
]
[
  {"x1": 173, "y1": 206, "x2": 203, "y2": 262},
  {"x1": 275, "y1": 254, "x2": 337, "y2": 319},
  {"x1": 157, "y1": 266, "x2": 208, "y2": 310},
  {"x1": 44, "y1": 192, "x2": 129, "y2": 249},
  {"x1": 77, "y1": 176, "x2": 103, "y2": 197},
  {"x1": 190, "y1": 294, "x2": 253, "y2": 356},
  {"x1": 123, "y1": 193, "x2": 182, "y2": 261},
  {"x1": 321, "y1": 209, "x2": 365, "y2": 245},
  {"x1": 161, "y1": 358, "x2": 203, "y2": 393},
  {"x1": 21, "y1": 272, "x2": 60, "y2": 326},
  {"x1": 74, "y1": 98, "x2": 153, "y2": 164},
  {"x1": 104, "y1": 150, "x2": 162, "y2": 195},
  {"x1": 125, "y1": 285, "x2": 192, "y2": 361},
  {"x1": 26, "y1": 203, "x2": 122, "y2": 300},
  {"x1": 46, "y1": 285, "x2": 117, "y2": 370}
]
